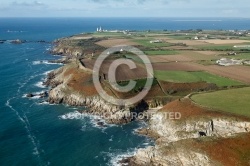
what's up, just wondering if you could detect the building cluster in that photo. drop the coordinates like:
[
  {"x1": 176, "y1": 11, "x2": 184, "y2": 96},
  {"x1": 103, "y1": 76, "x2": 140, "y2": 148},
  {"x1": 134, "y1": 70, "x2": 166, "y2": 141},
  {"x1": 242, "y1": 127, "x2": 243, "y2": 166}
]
[{"x1": 216, "y1": 58, "x2": 243, "y2": 66}]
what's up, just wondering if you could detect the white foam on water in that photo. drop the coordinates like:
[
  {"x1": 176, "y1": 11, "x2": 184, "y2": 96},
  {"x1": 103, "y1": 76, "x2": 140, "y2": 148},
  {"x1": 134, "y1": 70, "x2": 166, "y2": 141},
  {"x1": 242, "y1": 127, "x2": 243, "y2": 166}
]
[
  {"x1": 31, "y1": 96, "x2": 41, "y2": 99},
  {"x1": 23, "y1": 90, "x2": 46, "y2": 99},
  {"x1": 102, "y1": 148, "x2": 138, "y2": 166},
  {"x1": 35, "y1": 81, "x2": 46, "y2": 88},
  {"x1": 37, "y1": 101, "x2": 49, "y2": 105},
  {"x1": 132, "y1": 121, "x2": 148, "y2": 135},
  {"x1": 32, "y1": 60, "x2": 63, "y2": 65},
  {"x1": 44, "y1": 61, "x2": 63, "y2": 65},
  {"x1": 32, "y1": 61, "x2": 44, "y2": 65},
  {"x1": 5, "y1": 98, "x2": 43, "y2": 164},
  {"x1": 59, "y1": 111, "x2": 116, "y2": 130},
  {"x1": 109, "y1": 135, "x2": 114, "y2": 142},
  {"x1": 59, "y1": 111, "x2": 83, "y2": 120},
  {"x1": 43, "y1": 70, "x2": 53, "y2": 75}
]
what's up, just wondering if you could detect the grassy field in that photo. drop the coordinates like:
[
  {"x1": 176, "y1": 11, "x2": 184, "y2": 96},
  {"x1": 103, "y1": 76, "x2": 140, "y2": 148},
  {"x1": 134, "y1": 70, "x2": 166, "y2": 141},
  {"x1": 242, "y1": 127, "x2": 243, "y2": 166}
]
[
  {"x1": 166, "y1": 34, "x2": 196, "y2": 40},
  {"x1": 191, "y1": 87, "x2": 250, "y2": 117},
  {"x1": 92, "y1": 32, "x2": 126, "y2": 37},
  {"x1": 144, "y1": 50, "x2": 179, "y2": 55},
  {"x1": 154, "y1": 71, "x2": 244, "y2": 87},
  {"x1": 117, "y1": 78, "x2": 158, "y2": 92},
  {"x1": 229, "y1": 53, "x2": 250, "y2": 60},
  {"x1": 197, "y1": 45, "x2": 250, "y2": 51},
  {"x1": 124, "y1": 54, "x2": 144, "y2": 63},
  {"x1": 133, "y1": 39, "x2": 171, "y2": 47}
]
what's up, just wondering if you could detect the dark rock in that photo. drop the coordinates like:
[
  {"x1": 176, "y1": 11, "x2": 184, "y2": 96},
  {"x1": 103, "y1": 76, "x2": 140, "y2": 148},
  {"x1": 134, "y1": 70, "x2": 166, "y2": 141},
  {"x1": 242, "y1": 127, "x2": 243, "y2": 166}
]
[
  {"x1": 0, "y1": 40, "x2": 5, "y2": 44},
  {"x1": 11, "y1": 39, "x2": 26, "y2": 44},
  {"x1": 39, "y1": 91, "x2": 48, "y2": 98},
  {"x1": 37, "y1": 40, "x2": 46, "y2": 43},
  {"x1": 26, "y1": 93, "x2": 34, "y2": 98},
  {"x1": 97, "y1": 122, "x2": 104, "y2": 126}
]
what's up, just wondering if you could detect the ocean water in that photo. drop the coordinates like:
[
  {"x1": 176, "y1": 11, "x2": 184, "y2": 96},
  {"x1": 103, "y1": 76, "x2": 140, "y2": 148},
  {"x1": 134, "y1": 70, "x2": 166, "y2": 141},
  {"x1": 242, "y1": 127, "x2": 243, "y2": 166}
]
[{"x1": 0, "y1": 18, "x2": 250, "y2": 166}]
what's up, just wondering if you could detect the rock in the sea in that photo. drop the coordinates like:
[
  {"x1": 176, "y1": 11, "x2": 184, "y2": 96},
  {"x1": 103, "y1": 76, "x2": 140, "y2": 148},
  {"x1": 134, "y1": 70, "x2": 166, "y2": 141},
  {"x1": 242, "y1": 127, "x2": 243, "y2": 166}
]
[
  {"x1": 36, "y1": 40, "x2": 46, "y2": 43},
  {"x1": 26, "y1": 93, "x2": 34, "y2": 98},
  {"x1": 0, "y1": 40, "x2": 5, "y2": 44},
  {"x1": 97, "y1": 122, "x2": 104, "y2": 126},
  {"x1": 11, "y1": 39, "x2": 25, "y2": 44},
  {"x1": 39, "y1": 91, "x2": 48, "y2": 98}
]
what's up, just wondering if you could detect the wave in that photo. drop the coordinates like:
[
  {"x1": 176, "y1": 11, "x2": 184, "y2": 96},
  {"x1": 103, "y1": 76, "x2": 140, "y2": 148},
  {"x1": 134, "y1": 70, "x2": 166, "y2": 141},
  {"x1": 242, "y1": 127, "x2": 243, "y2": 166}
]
[
  {"x1": 23, "y1": 91, "x2": 47, "y2": 99},
  {"x1": 59, "y1": 111, "x2": 116, "y2": 130},
  {"x1": 32, "y1": 60, "x2": 63, "y2": 65},
  {"x1": 43, "y1": 70, "x2": 54, "y2": 75},
  {"x1": 59, "y1": 111, "x2": 83, "y2": 120},
  {"x1": 5, "y1": 98, "x2": 43, "y2": 164},
  {"x1": 101, "y1": 148, "x2": 138, "y2": 166},
  {"x1": 7, "y1": 30, "x2": 27, "y2": 33},
  {"x1": 34, "y1": 81, "x2": 46, "y2": 88}
]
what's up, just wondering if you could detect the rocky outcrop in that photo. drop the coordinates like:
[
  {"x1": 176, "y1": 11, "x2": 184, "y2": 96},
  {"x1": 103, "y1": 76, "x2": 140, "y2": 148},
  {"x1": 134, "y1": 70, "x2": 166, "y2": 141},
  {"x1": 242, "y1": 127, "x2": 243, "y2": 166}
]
[
  {"x1": 150, "y1": 113, "x2": 250, "y2": 144},
  {"x1": 46, "y1": 61, "x2": 136, "y2": 124},
  {"x1": 127, "y1": 100, "x2": 250, "y2": 166},
  {"x1": 128, "y1": 145, "x2": 213, "y2": 166},
  {"x1": 11, "y1": 39, "x2": 26, "y2": 44},
  {"x1": 51, "y1": 37, "x2": 105, "y2": 57}
]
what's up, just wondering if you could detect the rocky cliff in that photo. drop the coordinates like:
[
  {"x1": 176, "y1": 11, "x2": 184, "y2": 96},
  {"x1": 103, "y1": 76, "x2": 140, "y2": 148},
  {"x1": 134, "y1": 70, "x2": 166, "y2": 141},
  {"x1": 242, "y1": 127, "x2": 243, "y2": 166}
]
[
  {"x1": 128, "y1": 99, "x2": 250, "y2": 166},
  {"x1": 46, "y1": 61, "x2": 136, "y2": 124}
]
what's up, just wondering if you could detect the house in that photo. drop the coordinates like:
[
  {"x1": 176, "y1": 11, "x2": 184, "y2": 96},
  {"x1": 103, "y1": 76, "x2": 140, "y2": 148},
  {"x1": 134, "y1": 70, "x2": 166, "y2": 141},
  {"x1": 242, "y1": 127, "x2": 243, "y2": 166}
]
[
  {"x1": 150, "y1": 40, "x2": 162, "y2": 43},
  {"x1": 193, "y1": 36, "x2": 199, "y2": 40},
  {"x1": 216, "y1": 58, "x2": 243, "y2": 66},
  {"x1": 227, "y1": 52, "x2": 237, "y2": 56}
]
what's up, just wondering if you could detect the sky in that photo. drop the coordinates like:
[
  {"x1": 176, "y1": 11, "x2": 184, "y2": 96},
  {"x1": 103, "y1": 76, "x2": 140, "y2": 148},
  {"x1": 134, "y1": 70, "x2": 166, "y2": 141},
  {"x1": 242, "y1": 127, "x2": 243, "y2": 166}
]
[{"x1": 0, "y1": 0, "x2": 249, "y2": 17}]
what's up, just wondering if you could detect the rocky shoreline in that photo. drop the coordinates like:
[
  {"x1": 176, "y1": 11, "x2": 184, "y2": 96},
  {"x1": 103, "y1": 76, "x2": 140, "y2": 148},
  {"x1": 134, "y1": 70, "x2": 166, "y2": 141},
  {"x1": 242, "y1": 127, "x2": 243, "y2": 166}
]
[
  {"x1": 120, "y1": 99, "x2": 250, "y2": 165},
  {"x1": 42, "y1": 36, "x2": 250, "y2": 165},
  {"x1": 43, "y1": 59, "x2": 153, "y2": 125}
]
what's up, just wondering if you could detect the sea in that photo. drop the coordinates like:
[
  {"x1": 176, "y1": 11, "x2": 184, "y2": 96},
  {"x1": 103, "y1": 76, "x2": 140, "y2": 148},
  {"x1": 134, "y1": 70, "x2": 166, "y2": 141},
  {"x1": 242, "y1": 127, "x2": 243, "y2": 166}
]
[{"x1": 1, "y1": 17, "x2": 250, "y2": 166}]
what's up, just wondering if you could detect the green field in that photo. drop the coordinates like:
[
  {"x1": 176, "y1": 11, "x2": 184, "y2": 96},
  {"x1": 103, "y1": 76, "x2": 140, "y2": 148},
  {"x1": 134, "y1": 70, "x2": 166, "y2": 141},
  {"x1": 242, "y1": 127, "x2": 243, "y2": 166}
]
[
  {"x1": 92, "y1": 32, "x2": 126, "y2": 37},
  {"x1": 117, "y1": 78, "x2": 158, "y2": 92},
  {"x1": 124, "y1": 54, "x2": 144, "y2": 63},
  {"x1": 166, "y1": 35, "x2": 196, "y2": 40},
  {"x1": 197, "y1": 44, "x2": 250, "y2": 51},
  {"x1": 228, "y1": 53, "x2": 250, "y2": 60},
  {"x1": 144, "y1": 50, "x2": 179, "y2": 55},
  {"x1": 133, "y1": 39, "x2": 171, "y2": 47},
  {"x1": 191, "y1": 87, "x2": 250, "y2": 117},
  {"x1": 154, "y1": 71, "x2": 244, "y2": 87}
]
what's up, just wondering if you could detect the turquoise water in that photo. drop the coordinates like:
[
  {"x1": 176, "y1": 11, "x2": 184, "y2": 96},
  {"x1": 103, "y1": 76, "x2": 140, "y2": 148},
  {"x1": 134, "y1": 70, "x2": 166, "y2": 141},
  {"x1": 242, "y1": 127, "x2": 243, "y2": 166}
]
[{"x1": 1, "y1": 18, "x2": 250, "y2": 166}]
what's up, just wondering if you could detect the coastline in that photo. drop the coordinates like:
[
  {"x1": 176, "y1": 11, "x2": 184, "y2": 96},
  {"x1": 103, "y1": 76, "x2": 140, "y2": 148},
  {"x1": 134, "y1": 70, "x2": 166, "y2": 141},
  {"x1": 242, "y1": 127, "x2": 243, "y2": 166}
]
[{"x1": 42, "y1": 33, "x2": 250, "y2": 165}]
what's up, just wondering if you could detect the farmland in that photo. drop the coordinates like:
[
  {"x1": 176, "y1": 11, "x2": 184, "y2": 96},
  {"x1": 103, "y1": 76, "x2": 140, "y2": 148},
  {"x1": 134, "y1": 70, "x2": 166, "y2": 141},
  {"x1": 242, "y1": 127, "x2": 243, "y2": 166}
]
[
  {"x1": 133, "y1": 39, "x2": 172, "y2": 47},
  {"x1": 154, "y1": 71, "x2": 244, "y2": 87},
  {"x1": 191, "y1": 87, "x2": 250, "y2": 117},
  {"x1": 144, "y1": 50, "x2": 179, "y2": 55}
]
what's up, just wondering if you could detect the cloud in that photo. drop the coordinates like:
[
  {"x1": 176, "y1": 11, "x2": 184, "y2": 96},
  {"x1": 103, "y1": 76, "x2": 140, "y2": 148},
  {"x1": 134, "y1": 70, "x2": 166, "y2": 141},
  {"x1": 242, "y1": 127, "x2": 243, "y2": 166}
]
[{"x1": 10, "y1": 1, "x2": 47, "y2": 8}]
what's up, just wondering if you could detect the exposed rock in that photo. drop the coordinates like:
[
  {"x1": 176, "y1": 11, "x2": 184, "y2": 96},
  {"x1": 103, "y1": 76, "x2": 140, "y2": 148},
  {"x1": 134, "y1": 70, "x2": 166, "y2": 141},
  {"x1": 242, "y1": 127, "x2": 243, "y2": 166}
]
[
  {"x1": 0, "y1": 40, "x2": 5, "y2": 44},
  {"x1": 39, "y1": 91, "x2": 48, "y2": 98},
  {"x1": 126, "y1": 99, "x2": 250, "y2": 166},
  {"x1": 11, "y1": 39, "x2": 26, "y2": 44},
  {"x1": 46, "y1": 62, "x2": 134, "y2": 124},
  {"x1": 26, "y1": 93, "x2": 34, "y2": 98}
]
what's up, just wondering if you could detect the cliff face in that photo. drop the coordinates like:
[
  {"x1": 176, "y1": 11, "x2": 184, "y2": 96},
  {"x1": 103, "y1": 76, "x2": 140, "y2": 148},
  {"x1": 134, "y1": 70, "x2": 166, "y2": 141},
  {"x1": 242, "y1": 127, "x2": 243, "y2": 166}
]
[
  {"x1": 129, "y1": 100, "x2": 250, "y2": 166},
  {"x1": 46, "y1": 61, "x2": 138, "y2": 124},
  {"x1": 51, "y1": 37, "x2": 105, "y2": 57},
  {"x1": 129, "y1": 145, "x2": 213, "y2": 166},
  {"x1": 150, "y1": 113, "x2": 250, "y2": 143}
]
